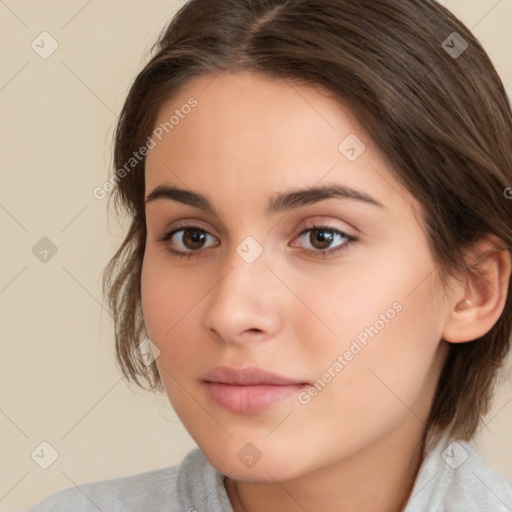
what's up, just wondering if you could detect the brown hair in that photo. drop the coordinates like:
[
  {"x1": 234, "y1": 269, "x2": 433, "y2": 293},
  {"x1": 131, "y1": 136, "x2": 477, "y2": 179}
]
[{"x1": 102, "y1": 0, "x2": 512, "y2": 443}]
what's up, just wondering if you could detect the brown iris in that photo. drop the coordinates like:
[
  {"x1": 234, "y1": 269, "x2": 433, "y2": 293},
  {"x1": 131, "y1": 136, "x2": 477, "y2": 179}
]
[
  {"x1": 309, "y1": 228, "x2": 334, "y2": 249},
  {"x1": 182, "y1": 229, "x2": 207, "y2": 250}
]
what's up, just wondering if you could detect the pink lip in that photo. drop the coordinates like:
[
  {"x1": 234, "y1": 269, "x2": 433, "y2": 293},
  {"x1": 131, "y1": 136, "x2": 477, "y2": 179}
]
[{"x1": 202, "y1": 366, "x2": 309, "y2": 414}]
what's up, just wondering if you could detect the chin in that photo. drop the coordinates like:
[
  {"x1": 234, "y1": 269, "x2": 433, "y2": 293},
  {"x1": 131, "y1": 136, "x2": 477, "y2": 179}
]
[{"x1": 199, "y1": 440, "x2": 310, "y2": 483}]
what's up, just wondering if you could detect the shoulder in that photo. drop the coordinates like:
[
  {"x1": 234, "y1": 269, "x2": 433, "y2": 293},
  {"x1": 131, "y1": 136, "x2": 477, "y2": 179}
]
[
  {"x1": 405, "y1": 436, "x2": 512, "y2": 512},
  {"x1": 27, "y1": 448, "x2": 216, "y2": 512}
]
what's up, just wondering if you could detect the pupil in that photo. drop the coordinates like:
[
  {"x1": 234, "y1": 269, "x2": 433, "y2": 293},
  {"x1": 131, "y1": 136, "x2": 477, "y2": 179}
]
[{"x1": 311, "y1": 228, "x2": 333, "y2": 249}]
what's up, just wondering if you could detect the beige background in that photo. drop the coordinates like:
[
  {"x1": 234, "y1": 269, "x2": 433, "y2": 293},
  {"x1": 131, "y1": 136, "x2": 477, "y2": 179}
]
[{"x1": 0, "y1": 1, "x2": 511, "y2": 511}]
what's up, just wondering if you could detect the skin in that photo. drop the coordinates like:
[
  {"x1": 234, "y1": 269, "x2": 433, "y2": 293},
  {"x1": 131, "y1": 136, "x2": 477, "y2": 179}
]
[{"x1": 140, "y1": 71, "x2": 511, "y2": 512}]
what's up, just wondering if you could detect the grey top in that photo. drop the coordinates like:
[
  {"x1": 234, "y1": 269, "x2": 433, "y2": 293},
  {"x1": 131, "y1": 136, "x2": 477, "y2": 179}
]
[{"x1": 28, "y1": 437, "x2": 512, "y2": 511}]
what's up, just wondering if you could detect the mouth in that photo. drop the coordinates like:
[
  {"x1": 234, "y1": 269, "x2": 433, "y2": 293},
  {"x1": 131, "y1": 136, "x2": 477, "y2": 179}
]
[{"x1": 202, "y1": 366, "x2": 310, "y2": 414}]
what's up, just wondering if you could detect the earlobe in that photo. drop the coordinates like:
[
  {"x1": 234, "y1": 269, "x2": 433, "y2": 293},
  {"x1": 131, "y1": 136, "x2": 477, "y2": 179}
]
[{"x1": 442, "y1": 236, "x2": 511, "y2": 344}]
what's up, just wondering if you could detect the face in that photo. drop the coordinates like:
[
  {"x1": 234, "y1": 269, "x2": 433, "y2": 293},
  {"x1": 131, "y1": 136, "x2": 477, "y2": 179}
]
[{"x1": 141, "y1": 71, "x2": 450, "y2": 481}]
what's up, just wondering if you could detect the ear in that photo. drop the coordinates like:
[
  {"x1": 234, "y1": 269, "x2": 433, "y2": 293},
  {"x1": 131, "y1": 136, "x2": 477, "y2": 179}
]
[{"x1": 442, "y1": 235, "x2": 511, "y2": 343}]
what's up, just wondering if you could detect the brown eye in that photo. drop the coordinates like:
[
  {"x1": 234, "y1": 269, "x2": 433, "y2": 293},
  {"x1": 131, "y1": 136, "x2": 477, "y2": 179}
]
[
  {"x1": 309, "y1": 228, "x2": 335, "y2": 249},
  {"x1": 182, "y1": 229, "x2": 207, "y2": 250},
  {"x1": 294, "y1": 225, "x2": 353, "y2": 255},
  {"x1": 161, "y1": 226, "x2": 218, "y2": 254}
]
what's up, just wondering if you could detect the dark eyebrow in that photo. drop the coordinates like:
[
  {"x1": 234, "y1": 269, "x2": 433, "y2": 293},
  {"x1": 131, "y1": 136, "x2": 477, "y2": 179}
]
[
  {"x1": 265, "y1": 183, "x2": 385, "y2": 214},
  {"x1": 145, "y1": 185, "x2": 216, "y2": 213},
  {"x1": 145, "y1": 183, "x2": 385, "y2": 214}
]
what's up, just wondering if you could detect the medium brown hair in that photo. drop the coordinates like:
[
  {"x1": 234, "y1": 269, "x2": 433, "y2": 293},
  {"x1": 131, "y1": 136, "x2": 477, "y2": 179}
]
[{"x1": 102, "y1": 0, "x2": 512, "y2": 443}]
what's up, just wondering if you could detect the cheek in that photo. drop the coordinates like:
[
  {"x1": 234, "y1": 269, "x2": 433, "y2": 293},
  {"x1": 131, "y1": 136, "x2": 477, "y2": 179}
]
[
  {"x1": 140, "y1": 258, "x2": 169, "y2": 342},
  {"x1": 141, "y1": 250, "x2": 204, "y2": 341},
  {"x1": 140, "y1": 250, "x2": 213, "y2": 385},
  {"x1": 140, "y1": 256, "x2": 196, "y2": 409},
  {"x1": 291, "y1": 245, "x2": 444, "y2": 420}
]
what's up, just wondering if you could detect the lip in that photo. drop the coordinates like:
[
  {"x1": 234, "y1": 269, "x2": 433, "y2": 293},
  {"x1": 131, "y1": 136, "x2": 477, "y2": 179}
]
[
  {"x1": 202, "y1": 366, "x2": 309, "y2": 414},
  {"x1": 203, "y1": 366, "x2": 307, "y2": 386}
]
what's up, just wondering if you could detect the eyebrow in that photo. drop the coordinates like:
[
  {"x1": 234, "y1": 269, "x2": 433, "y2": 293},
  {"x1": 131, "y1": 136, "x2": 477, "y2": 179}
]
[{"x1": 145, "y1": 183, "x2": 385, "y2": 215}]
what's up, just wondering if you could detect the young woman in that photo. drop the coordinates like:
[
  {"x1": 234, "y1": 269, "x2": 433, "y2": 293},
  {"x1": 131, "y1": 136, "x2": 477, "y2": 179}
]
[{"x1": 30, "y1": 0, "x2": 512, "y2": 510}]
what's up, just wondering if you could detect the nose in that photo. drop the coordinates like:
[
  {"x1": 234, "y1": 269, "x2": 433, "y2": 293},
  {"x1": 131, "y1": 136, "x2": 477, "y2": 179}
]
[{"x1": 202, "y1": 244, "x2": 283, "y2": 345}]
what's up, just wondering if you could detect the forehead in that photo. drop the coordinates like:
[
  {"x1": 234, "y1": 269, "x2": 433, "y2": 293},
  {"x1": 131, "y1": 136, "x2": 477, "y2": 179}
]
[{"x1": 144, "y1": 71, "x2": 417, "y2": 216}]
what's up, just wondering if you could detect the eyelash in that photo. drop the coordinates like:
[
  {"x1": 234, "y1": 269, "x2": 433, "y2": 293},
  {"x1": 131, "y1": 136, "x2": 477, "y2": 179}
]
[{"x1": 156, "y1": 223, "x2": 357, "y2": 260}]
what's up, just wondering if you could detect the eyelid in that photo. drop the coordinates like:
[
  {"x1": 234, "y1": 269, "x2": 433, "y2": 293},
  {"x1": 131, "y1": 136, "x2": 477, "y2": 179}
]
[
  {"x1": 291, "y1": 218, "x2": 356, "y2": 239},
  {"x1": 158, "y1": 218, "x2": 218, "y2": 238},
  {"x1": 156, "y1": 223, "x2": 219, "y2": 251}
]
